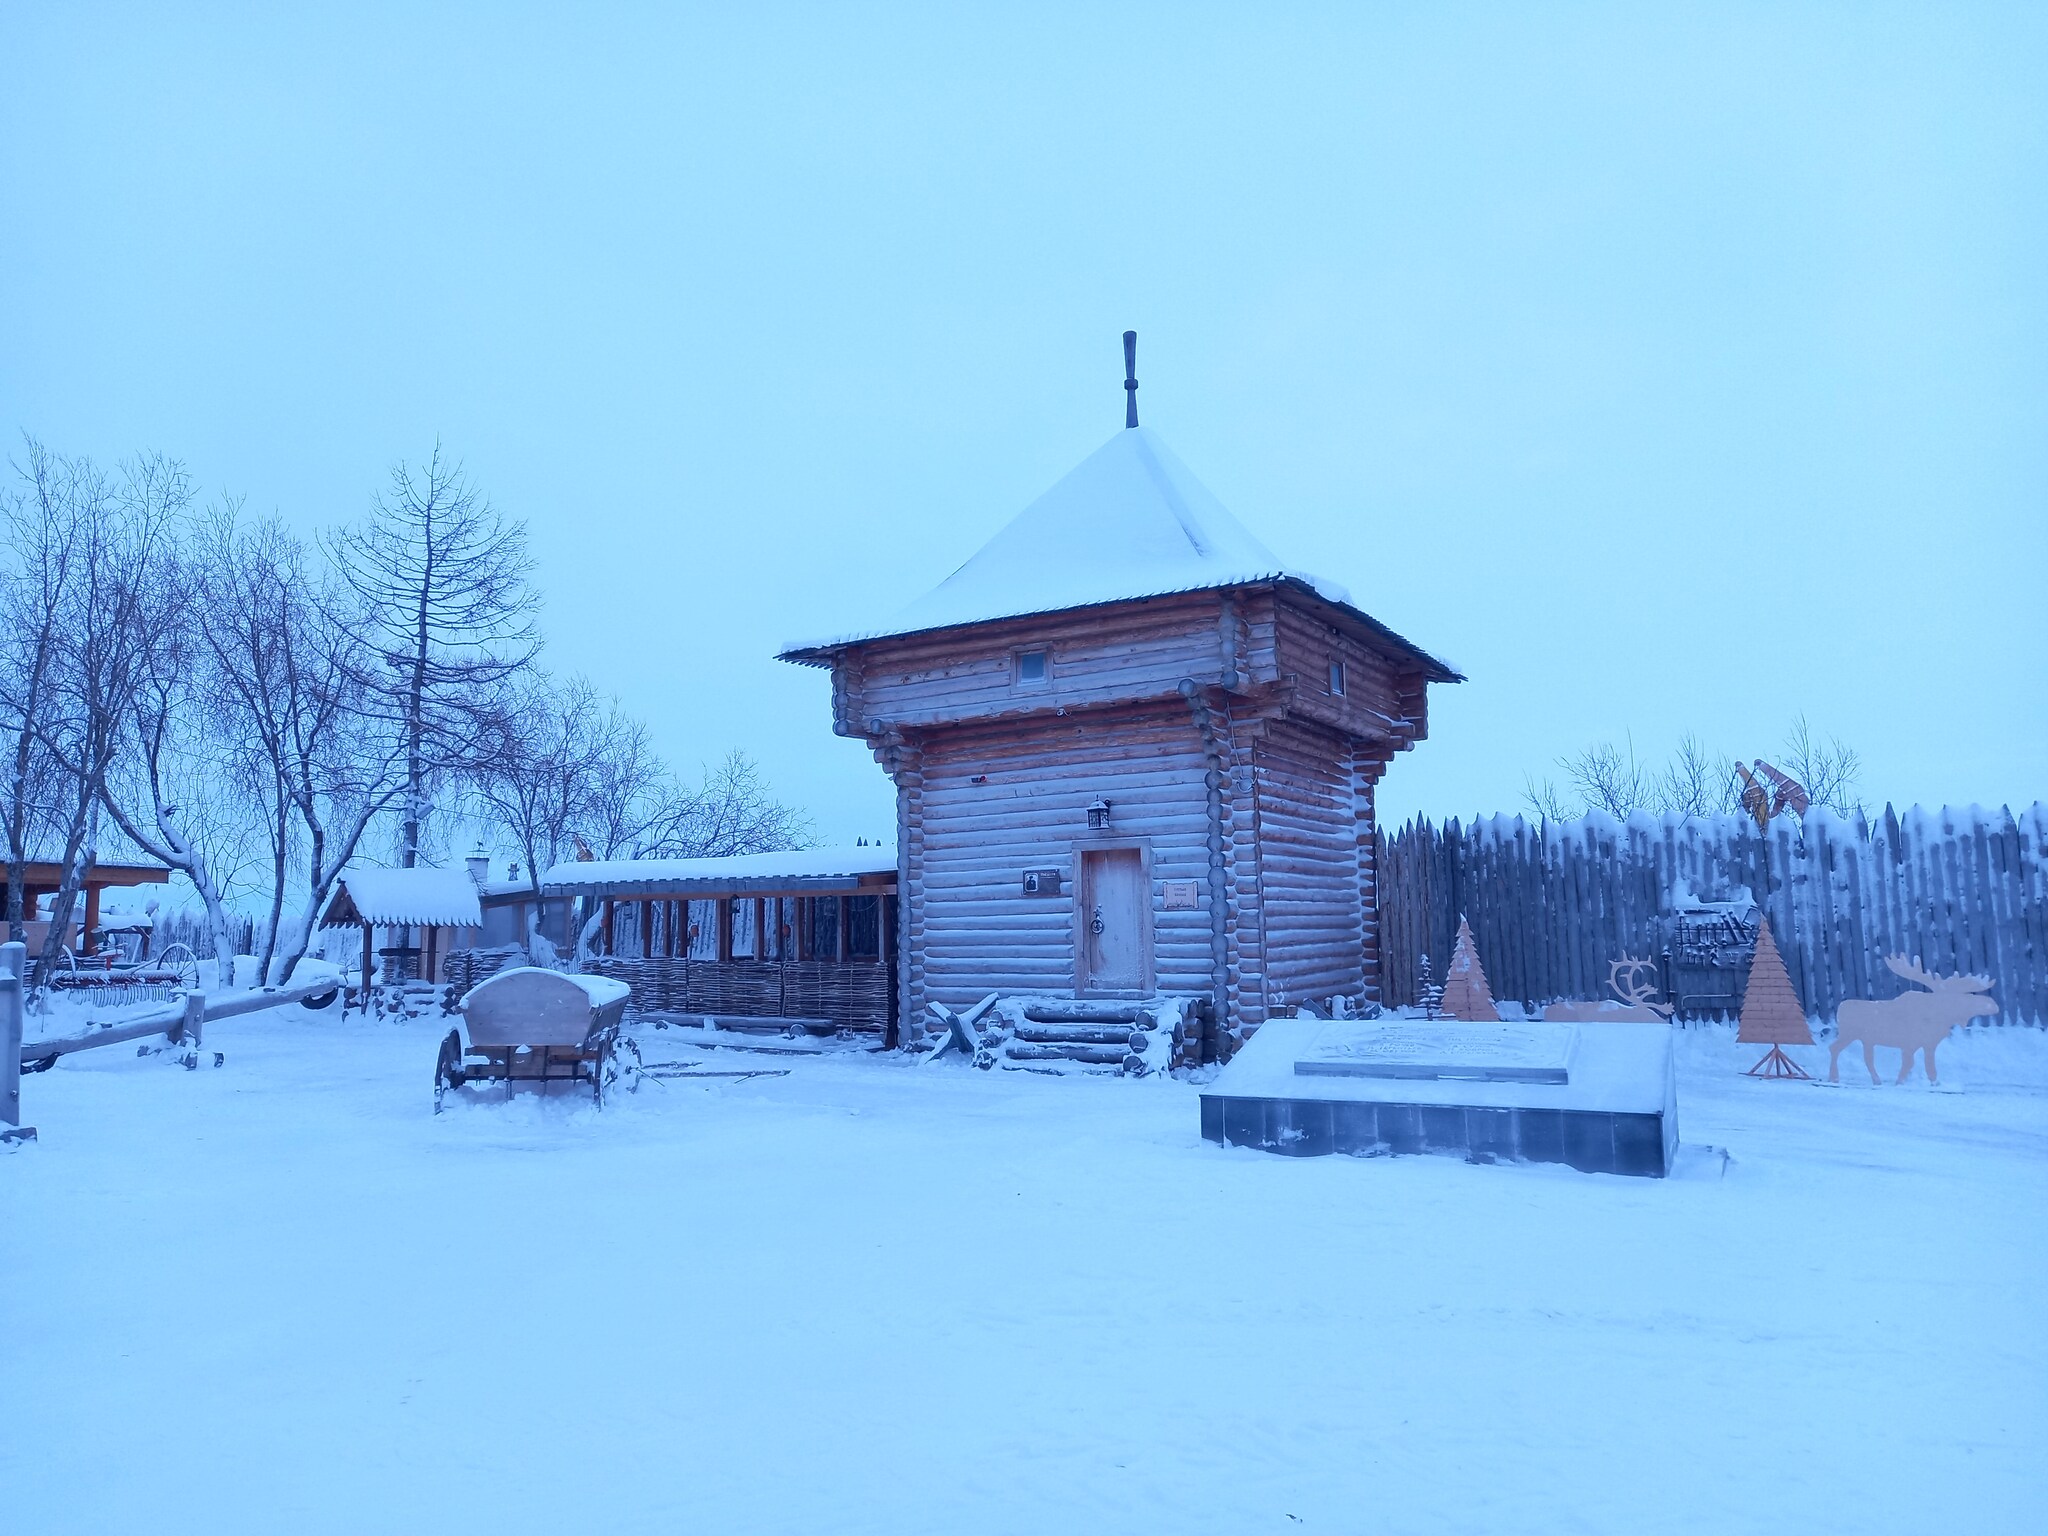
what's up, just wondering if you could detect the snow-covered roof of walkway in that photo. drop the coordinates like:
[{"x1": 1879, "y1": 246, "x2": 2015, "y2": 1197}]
[
  {"x1": 780, "y1": 425, "x2": 1457, "y2": 678},
  {"x1": 541, "y1": 844, "x2": 898, "y2": 899}
]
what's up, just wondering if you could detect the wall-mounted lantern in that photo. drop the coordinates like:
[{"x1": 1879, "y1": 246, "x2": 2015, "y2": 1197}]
[{"x1": 1086, "y1": 799, "x2": 1112, "y2": 831}]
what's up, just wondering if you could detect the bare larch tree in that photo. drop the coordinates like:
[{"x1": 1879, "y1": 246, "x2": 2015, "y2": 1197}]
[{"x1": 327, "y1": 446, "x2": 538, "y2": 871}]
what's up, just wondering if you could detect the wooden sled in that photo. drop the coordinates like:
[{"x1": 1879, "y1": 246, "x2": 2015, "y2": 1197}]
[{"x1": 435, "y1": 967, "x2": 637, "y2": 1112}]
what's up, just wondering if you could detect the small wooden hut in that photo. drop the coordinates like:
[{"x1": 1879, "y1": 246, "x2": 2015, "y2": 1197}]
[
  {"x1": 318, "y1": 867, "x2": 484, "y2": 996},
  {"x1": 541, "y1": 845, "x2": 900, "y2": 1038},
  {"x1": 779, "y1": 356, "x2": 1459, "y2": 1047}
]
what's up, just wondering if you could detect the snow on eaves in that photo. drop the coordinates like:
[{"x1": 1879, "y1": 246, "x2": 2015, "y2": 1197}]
[
  {"x1": 778, "y1": 426, "x2": 1459, "y2": 680},
  {"x1": 541, "y1": 844, "x2": 898, "y2": 896},
  {"x1": 326, "y1": 867, "x2": 484, "y2": 929}
]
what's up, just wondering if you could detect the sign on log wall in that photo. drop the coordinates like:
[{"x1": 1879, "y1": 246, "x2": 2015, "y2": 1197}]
[{"x1": 1376, "y1": 804, "x2": 2047, "y2": 1025}]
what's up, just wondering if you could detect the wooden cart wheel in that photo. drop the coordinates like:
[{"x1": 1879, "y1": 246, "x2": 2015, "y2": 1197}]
[{"x1": 433, "y1": 1027, "x2": 465, "y2": 1114}]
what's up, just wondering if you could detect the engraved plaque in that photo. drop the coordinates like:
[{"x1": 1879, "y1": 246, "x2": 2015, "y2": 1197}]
[
  {"x1": 1161, "y1": 879, "x2": 1200, "y2": 911},
  {"x1": 1294, "y1": 1021, "x2": 1576, "y2": 1084}
]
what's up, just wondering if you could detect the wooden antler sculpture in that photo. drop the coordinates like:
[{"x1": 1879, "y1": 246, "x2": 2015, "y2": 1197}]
[
  {"x1": 1608, "y1": 956, "x2": 1674, "y2": 1019},
  {"x1": 1830, "y1": 955, "x2": 1998, "y2": 1085},
  {"x1": 1545, "y1": 954, "x2": 1672, "y2": 1023}
]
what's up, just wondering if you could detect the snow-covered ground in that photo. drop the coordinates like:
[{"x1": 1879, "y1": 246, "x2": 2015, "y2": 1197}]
[{"x1": 5, "y1": 1008, "x2": 2044, "y2": 1535}]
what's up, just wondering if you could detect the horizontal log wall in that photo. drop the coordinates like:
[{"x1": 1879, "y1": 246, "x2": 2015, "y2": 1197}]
[
  {"x1": 1378, "y1": 804, "x2": 2048, "y2": 1025},
  {"x1": 1268, "y1": 596, "x2": 1420, "y2": 742},
  {"x1": 1253, "y1": 716, "x2": 1367, "y2": 1011},
  {"x1": 848, "y1": 592, "x2": 1233, "y2": 730},
  {"x1": 842, "y1": 587, "x2": 1430, "y2": 739},
  {"x1": 908, "y1": 703, "x2": 1216, "y2": 1013}
]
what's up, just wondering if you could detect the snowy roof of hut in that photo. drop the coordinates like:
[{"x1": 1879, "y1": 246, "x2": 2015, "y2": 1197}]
[
  {"x1": 319, "y1": 867, "x2": 484, "y2": 929},
  {"x1": 540, "y1": 844, "x2": 898, "y2": 899},
  {"x1": 779, "y1": 425, "x2": 1458, "y2": 679}
]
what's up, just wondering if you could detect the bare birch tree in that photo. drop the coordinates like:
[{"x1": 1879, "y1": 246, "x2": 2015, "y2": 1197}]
[
  {"x1": 200, "y1": 508, "x2": 405, "y2": 983},
  {"x1": 95, "y1": 513, "x2": 257, "y2": 982},
  {"x1": 650, "y1": 750, "x2": 810, "y2": 859},
  {"x1": 0, "y1": 438, "x2": 83, "y2": 944},
  {"x1": 1779, "y1": 716, "x2": 1864, "y2": 819},
  {"x1": 16, "y1": 448, "x2": 183, "y2": 984},
  {"x1": 327, "y1": 447, "x2": 539, "y2": 870},
  {"x1": 469, "y1": 674, "x2": 809, "y2": 959},
  {"x1": 468, "y1": 673, "x2": 610, "y2": 958},
  {"x1": 1527, "y1": 726, "x2": 1862, "y2": 823},
  {"x1": 1657, "y1": 733, "x2": 1739, "y2": 819}
]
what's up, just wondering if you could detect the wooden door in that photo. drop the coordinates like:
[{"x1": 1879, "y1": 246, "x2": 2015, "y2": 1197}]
[{"x1": 1079, "y1": 848, "x2": 1149, "y2": 994}]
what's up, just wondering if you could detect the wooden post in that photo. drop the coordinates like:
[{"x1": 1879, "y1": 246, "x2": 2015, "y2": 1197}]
[
  {"x1": 602, "y1": 898, "x2": 616, "y2": 956},
  {"x1": 360, "y1": 923, "x2": 373, "y2": 1017},
  {"x1": 178, "y1": 988, "x2": 206, "y2": 1051},
  {"x1": 1, "y1": 940, "x2": 25, "y2": 1133},
  {"x1": 716, "y1": 899, "x2": 733, "y2": 964},
  {"x1": 81, "y1": 882, "x2": 101, "y2": 957},
  {"x1": 639, "y1": 900, "x2": 653, "y2": 959},
  {"x1": 753, "y1": 897, "x2": 766, "y2": 959},
  {"x1": 836, "y1": 896, "x2": 849, "y2": 963}
]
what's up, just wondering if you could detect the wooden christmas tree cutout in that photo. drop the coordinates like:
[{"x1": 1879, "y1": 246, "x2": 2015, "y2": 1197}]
[
  {"x1": 1738, "y1": 918, "x2": 1812, "y2": 1079},
  {"x1": 1437, "y1": 916, "x2": 1501, "y2": 1022}
]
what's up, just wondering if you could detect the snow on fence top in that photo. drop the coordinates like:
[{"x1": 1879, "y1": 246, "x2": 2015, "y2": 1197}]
[
  {"x1": 319, "y1": 867, "x2": 485, "y2": 930},
  {"x1": 540, "y1": 844, "x2": 899, "y2": 898},
  {"x1": 777, "y1": 426, "x2": 1457, "y2": 678}
]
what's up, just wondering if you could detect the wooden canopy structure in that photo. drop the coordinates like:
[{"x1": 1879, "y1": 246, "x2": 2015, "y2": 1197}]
[
  {"x1": 779, "y1": 363, "x2": 1459, "y2": 1052},
  {"x1": 2, "y1": 858, "x2": 170, "y2": 957},
  {"x1": 540, "y1": 846, "x2": 901, "y2": 1038},
  {"x1": 318, "y1": 867, "x2": 484, "y2": 999}
]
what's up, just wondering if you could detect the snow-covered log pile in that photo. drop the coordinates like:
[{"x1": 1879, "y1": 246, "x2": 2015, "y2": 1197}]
[{"x1": 920, "y1": 995, "x2": 1204, "y2": 1076}]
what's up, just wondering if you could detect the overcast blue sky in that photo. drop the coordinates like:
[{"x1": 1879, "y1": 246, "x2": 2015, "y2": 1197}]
[{"x1": 5, "y1": 2, "x2": 2043, "y2": 841}]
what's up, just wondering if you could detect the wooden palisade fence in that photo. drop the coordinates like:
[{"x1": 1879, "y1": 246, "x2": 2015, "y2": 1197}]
[{"x1": 1377, "y1": 804, "x2": 2048, "y2": 1026}]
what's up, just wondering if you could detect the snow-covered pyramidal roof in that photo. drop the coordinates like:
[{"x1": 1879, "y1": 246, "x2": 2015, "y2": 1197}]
[{"x1": 781, "y1": 425, "x2": 1454, "y2": 676}]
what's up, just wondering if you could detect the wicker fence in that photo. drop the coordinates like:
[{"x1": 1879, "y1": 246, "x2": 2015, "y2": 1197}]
[{"x1": 1376, "y1": 804, "x2": 2048, "y2": 1026}]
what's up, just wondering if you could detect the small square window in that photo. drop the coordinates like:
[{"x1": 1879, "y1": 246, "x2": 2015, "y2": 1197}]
[
  {"x1": 1017, "y1": 650, "x2": 1049, "y2": 687},
  {"x1": 1328, "y1": 660, "x2": 1346, "y2": 696}
]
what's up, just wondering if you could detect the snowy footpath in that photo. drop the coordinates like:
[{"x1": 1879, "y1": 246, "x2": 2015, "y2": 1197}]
[{"x1": 4, "y1": 1008, "x2": 2045, "y2": 1536}]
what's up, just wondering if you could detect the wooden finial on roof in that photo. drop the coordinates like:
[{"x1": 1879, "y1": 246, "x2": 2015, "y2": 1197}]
[{"x1": 1123, "y1": 330, "x2": 1138, "y2": 428}]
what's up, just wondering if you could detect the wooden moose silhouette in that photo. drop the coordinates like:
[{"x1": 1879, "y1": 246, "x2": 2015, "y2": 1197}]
[{"x1": 1829, "y1": 955, "x2": 1998, "y2": 1085}]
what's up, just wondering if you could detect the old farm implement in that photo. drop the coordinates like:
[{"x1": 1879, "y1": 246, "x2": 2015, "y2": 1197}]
[
  {"x1": 434, "y1": 967, "x2": 638, "y2": 1111},
  {"x1": 3, "y1": 941, "x2": 342, "y2": 1145}
]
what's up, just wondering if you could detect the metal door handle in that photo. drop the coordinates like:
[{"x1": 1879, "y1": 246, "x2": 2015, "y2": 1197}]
[{"x1": 1090, "y1": 906, "x2": 1104, "y2": 935}]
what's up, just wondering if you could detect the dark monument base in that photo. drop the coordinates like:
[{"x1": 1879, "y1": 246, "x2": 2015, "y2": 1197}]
[{"x1": 1200, "y1": 1020, "x2": 1677, "y2": 1179}]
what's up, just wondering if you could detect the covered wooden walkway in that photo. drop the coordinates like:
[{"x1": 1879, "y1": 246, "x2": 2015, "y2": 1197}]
[{"x1": 541, "y1": 846, "x2": 900, "y2": 1040}]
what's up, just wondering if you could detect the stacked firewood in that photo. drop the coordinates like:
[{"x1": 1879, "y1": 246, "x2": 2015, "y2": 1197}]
[{"x1": 936, "y1": 997, "x2": 1214, "y2": 1076}]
